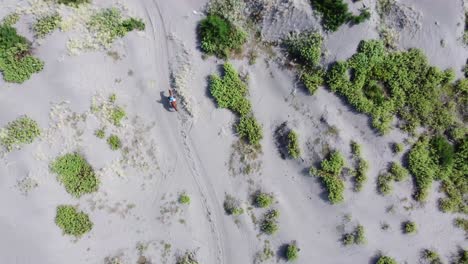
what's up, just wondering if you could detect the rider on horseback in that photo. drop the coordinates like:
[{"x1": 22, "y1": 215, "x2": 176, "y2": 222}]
[{"x1": 168, "y1": 89, "x2": 178, "y2": 112}]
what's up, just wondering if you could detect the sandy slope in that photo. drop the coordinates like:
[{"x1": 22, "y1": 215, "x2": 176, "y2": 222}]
[{"x1": 0, "y1": 0, "x2": 466, "y2": 263}]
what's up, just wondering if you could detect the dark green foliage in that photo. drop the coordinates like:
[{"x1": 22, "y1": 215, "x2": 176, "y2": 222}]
[
  {"x1": 50, "y1": 153, "x2": 99, "y2": 197},
  {"x1": 95, "y1": 128, "x2": 105, "y2": 139},
  {"x1": 301, "y1": 68, "x2": 325, "y2": 94},
  {"x1": 0, "y1": 22, "x2": 44, "y2": 83},
  {"x1": 389, "y1": 162, "x2": 408, "y2": 182},
  {"x1": 179, "y1": 193, "x2": 191, "y2": 204},
  {"x1": 408, "y1": 137, "x2": 438, "y2": 201},
  {"x1": 224, "y1": 194, "x2": 244, "y2": 215},
  {"x1": 287, "y1": 130, "x2": 301, "y2": 159},
  {"x1": 284, "y1": 32, "x2": 322, "y2": 68},
  {"x1": 310, "y1": 151, "x2": 345, "y2": 204},
  {"x1": 255, "y1": 192, "x2": 273, "y2": 208},
  {"x1": 454, "y1": 249, "x2": 468, "y2": 264},
  {"x1": 393, "y1": 142, "x2": 404, "y2": 153},
  {"x1": 199, "y1": 14, "x2": 246, "y2": 58},
  {"x1": 342, "y1": 233, "x2": 355, "y2": 245},
  {"x1": 377, "y1": 173, "x2": 393, "y2": 195},
  {"x1": 403, "y1": 221, "x2": 417, "y2": 234},
  {"x1": 285, "y1": 243, "x2": 299, "y2": 261},
  {"x1": 310, "y1": 0, "x2": 370, "y2": 31},
  {"x1": 34, "y1": 13, "x2": 61, "y2": 38},
  {"x1": 422, "y1": 249, "x2": 441, "y2": 264},
  {"x1": 57, "y1": 0, "x2": 90, "y2": 6},
  {"x1": 121, "y1": 18, "x2": 145, "y2": 32},
  {"x1": 0, "y1": 116, "x2": 41, "y2": 151},
  {"x1": 261, "y1": 209, "x2": 280, "y2": 235},
  {"x1": 55, "y1": 205, "x2": 93, "y2": 237},
  {"x1": 350, "y1": 141, "x2": 368, "y2": 192},
  {"x1": 237, "y1": 116, "x2": 263, "y2": 146},
  {"x1": 376, "y1": 256, "x2": 398, "y2": 264},
  {"x1": 343, "y1": 224, "x2": 366, "y2": 246},
  {"x1": 326, "y1": 40, "x2": 457, "y2": 134},
  {"x1": 430, "y1": 135, "x2": 454, "y2": 168},
  {"x1": 110, "y1": 106, "x2": 126, "y2": 126},
  {"x1": 107, "y1": 134, "x2": 121, "y2": 150}
]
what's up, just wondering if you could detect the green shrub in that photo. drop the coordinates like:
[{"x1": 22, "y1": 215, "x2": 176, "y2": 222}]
[
  {"x1": 0, "y1": 23, "x2": 44, "y2": 83},
  {"x1": 422, "y1": 249, "x2": 441, "y2": 264},
  {"x1": 255, "y1": 192, "x2": 273, "y2": 208},
  {"x1": 343, "y1": 224, "x2": 366, "y2": 246},
  {"x1": 454, "y1": 218, "x2": 468, "y2": 232},
  {"x1": 285, "y1": 243, "x2": 299, "y2": 261},
  {"x1": 121, "y1": 18, "x2": 145, "y2": 32},
  {"x1": 50, "y1": 153, "x2": 99, "y2": 197},
  {"x1": 224, "y1": 194, "x2": 244, "y2": 215},
  {"x1": 310, "y1": 151, "x2": 345, "y2": 204},
  {"x1": 377, "y1": 173, "x2": 393, "y2": 195},
  {"x1": 0, "y1": 116, "x2": 41, "y2": 151},
  {"x1": 55, "y1": 205, "x2": 93, "y2": 237},
  {"x1": 389, "y1": 162, "x2": 408, "y2": 182},
  {"x1": 176, "y1": 251, "x2": 199, "y2": 264},
  {"x1": 287, "y1": 130, "x2": 301, "y2": 159},
  {"x1": 107, "y1": 134, "x2": 122, "y2": 150},
  {"x1": 57, "y1": 0, "x2": 90, "y2": 6},
  {"x1": 393, "y1": 142, "x2": 404, "y2": 153},
  {"x1": 350, "y1": 141, "x2": 368, "y2": 192},
  {"x1": 430, "y1": 135, "x2": 454, "y2": 168},
  {"x1": 261, "y1": 209, "x2": 280, "y2": 235},
  {"x1": 454, "y1": 249, "x2": 468, "y2": 264},
  {"x1": 237, "y1": 116, "x2": 263, "y2": 146},
  {"x1": 33, "y1": 13, "x2": 61, "y2": 38},
  {"x1": 342, "y1": 233, "x2": 355, "y2": 246},
  {"x1": 310, "y1": 0, "x2": 370, "y2": 31},
  {"x1": 403, "y1": 221, "x2": 417, "y2": 234},
  {"x1": 198, "y1": 14, "x2": 246, "y2": 58},
  {"x1": 109, "y1": 106, "x2": 126, "y2": 126},
  {"x1": 94, "y1": 128, "x2": 105, "y2": 139},
  {"x1": 2, "y1": 13, "x2": 20, "y2": 26},
  {"x1": 376, "y1": 255, "x2": 397, "y2": 264},
  {"x1": 179, "y1": 193, "x2": 191, "y2": 204},
  {"x1": 284, "y1": 32, "x2": 322, "y2": 68},
  {"x1": 408, "y1": 137, "x2": 437, "y2": 201},
  {"x1": 109, "y1": 93, "x2": 117, "y2": 103},
  {"x1": 301, "y1": 68, "x2": 325, "y2": 94}
]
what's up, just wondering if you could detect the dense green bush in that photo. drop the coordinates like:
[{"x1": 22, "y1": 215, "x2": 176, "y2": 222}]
[
  {"x1": 430, "y1": 135, "x2": 454, "y2": 168},
  {"x1": 389, "y1": 162, "x2": 408, "y2": 182},
  {"x1": 179, "y1": 193, "x2": 191, "y2": 204},
  {"x1": 393, "y1": 142, "x2": 404, "y2": 153},
  {"x1": 57, "y1": 0, "x2": 90, "y2": 6},
  {"x1": 237, "y1": 116, "x2": 263, "y2": 146},
  {"x1": 287, "y1": 130, "x2": 301, "y2": 159},
  {"x1": 95, "y1": 128, "x2": 105, "y2": 139},
  {"x1": 255, "y1": 192, "x2": 273, "y2": 208},
  {"x1": 343, "y1": 224, "x2": 366, "y2": 246},
  {"x1": 285, "y1": 243, "x2": 299, "y2": 261},
  {"x1": 350, "y1": 141, "x2": 368, "y2": 192},
  {"x1": 55, "y1": 205, "x2": 93, "y2": 237},
  {"x1": 421, "y1": 249, "x2": 441, "y2": 264},
  {"x1": 0, "y1": 23, "x2": 44, "y2": 83},
  {"x1": 261, "y1": 209, "x2": 280, "y2": 235},
  {"x1": 301, "y1": 68, "x2": 325, "y2": 94},
  {"x1": 376, "y1": 256, "x2": 397, "y2": 264},
  {"x1": 224, "y1": 194, "x2": 244, "y2": 215},
  {"x1": 284, "y1": 32, "x2": 322, "y2": 68},
  {"x1": 310, "y1": 0, "x2": 370, "y2": 31},
  {"x1": 403, "y1": 221, "x2": 417, "y2": 234},
  {"x1": 121, "y1": 18, "x2": 145, "y2": 32},
  {"x1": 377, "y1": 173, "x2": 393, "y2": 195},
  {"x1": 176, "y1": 251, "x2": 199, "y2": 264},
  {"x1": 107, "y1": 134, "x2": 122, "y2": 150},
  {"x1": 0, "y1": 116, "x2": 40, "y2": 151},
  {"x1": 34, "y1": 13, "x2": 61, "y2": 38},
  {"x1": 310, "y1": 151, "x2": 345, "y2": 204},
  {"x1": 326, "y1": 40, "x2": 456, "y2": 134},
  {"x1": 408, "y1": 137, "x2": 438, "y2": 201},
  {"x1": 2, "y1": 13, "x2": 19, "y2": 26},
  {"x1": 199, "y1": 14, "x2": 246, "y2": 58},
  {"x1": 109, "y1": 106, "x2": 126, "y2": 126},
  {"x1": 50, "y1": 153, "x2": 99, "y2": 197}
]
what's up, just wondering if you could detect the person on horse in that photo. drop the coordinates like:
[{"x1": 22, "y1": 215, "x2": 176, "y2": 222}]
[{"x1": 168, "y1": 89, "x2": 178, "y2": 112}]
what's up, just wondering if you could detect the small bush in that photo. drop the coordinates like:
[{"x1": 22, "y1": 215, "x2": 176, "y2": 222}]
[
  {"x1": 377, "y1": 173, "x2": 393, "y2": 195},
  {"x1": 389, "y1": 162, "x2": 409, "y2": 182},
  {"x1": 430, "y1": 135, "x2": 454, "y2": 168},
  {"x1": 422, "y1": 249, "x2": 441, "y2": 264},
  {"x1": 350, "y1": 8, "x2": 371, "y2": 24},
  {"x1": 237, "y1": 116, "x2": 263, "y2": 146},
  {"x1": 57, "y1": 0, "x2": 90, "y2": 6},
  {"x1": 50, "y1": 153, "x2": 99, "y2": 197},
  {"x1": 350, "y1": 141, "x2": 368, "y2": 192},
  {"x1": 109, "y1": 93, "x2": 116, "y2": 103},
  {"x1": 342, "y1": 233, "x2": 355, "y2": 246},
  {"x1": 287, "y1": 130, "x2": 301, "y2": 159},
  {"x1": 284, "y1": 32, "x2": 322, "y2": 68},
  {"x1": 261, "y1": 209, "x2": 280, "y2": 235},
  {"x1": 198, "y1": 14, "x2": 246, "y2": 58},
  {"x1": 285, "y1": 243, "x2": 299, "y2": 261},
  {"x1": 55, "y1": 205, "x2": 93, "y2": 237},
  {"x1": 454, "y1": 218, "x2": 468, "y2": 232},
  {"x1": 95, "y1": 128, "x2": 105, "y2": 139},
  {"x1": 310, "y1": 151, "x2": 345, "y2": 204},
  {"x1": 109, "y1": 106, "x2": 126, "y2": 126},
  {"x1": 0, "y1": 116, "x2": 41, "y2": 151},
  {"x1": 376, "y1": 255, "x2": 397, "y2": 264},
  {"x1": 176, "y1": 252, "x2": 199, "y2": 264},
  {"x1": 107, "y1": 134, "x2": 122, "y2": 150},
  {"x1": 34, "y1": 13, "x2": 61, "y2": 38},
  {"x1": 179, "y1": 193, "x2": 191, "y2": 204},
  {"x1": 255, "y1": 192, "x2": 273, "y2": 208},
  {"x1": 403, "y1": 221, "x2": 417, "y2": 234},
  {"x1": 343, "y1": 224, "x2": 365, "y2": 246},
  {"x1": 408, "y1": 137, "x2": 437, "y2": 201},
  {"x1": 224, "y1": 194, "x2": 244, "y2": 215},
  {"x1": 121, "y1": 18, "x2": 145, "y2": 32},
  {"x1": 2, "y1": 13, "x2": 20, "y2": 26},
  {"x1": 301, "y1": 68, "x2": 325, "y2": 94},
  {"x1": 310, "y1": 0, "x2": 370, "y2": 31},
  {"x1": 393, "y1": 143, "x2": 404, "y2": 153}
]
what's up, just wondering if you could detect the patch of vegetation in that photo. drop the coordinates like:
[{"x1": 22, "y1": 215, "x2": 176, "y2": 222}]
[
  {"x1": 465, "y1": 11, "x2": 468, "y2": 45},
  {"x1": 0, "y1": 21, "x2": 44, "y2": 83},
  {"x1": 176, "y1": 252, "x2": 199, "y2": 264},
  {"x1": 50, "y1": 153, "x2": 99, "y2": 197},
  {"x1": 393, "y1": 142, "x2": 404, "y2": 153},
  {"x1": 107, "y1": 134, "x2": 122, "y2": 150},
  {"x1": 179, "y1": 193, "x2": 191, "y2": 205},
  {"x1": 261, "y1": 209, "x2": 280, "y2": 235},
  {"x1": 403, "y1": 221, "x2": 417, "y2": 234},
  {"x1": 34, "y1": 13, "x2": 61, "y2": 38},
  {"x1": 377, "y1": 173, "x2": 393, "y2": 195},
  {"x1": 2, "y1": 13, "x2": 19, "y2": 26},
  {"x1": 454, "y1": 218, "x2": 468, "y2": 233},
  {"x1": 0, "y1": 116, "x2": 41, "y2": 152},
  {"x1": 95, "y1": 128, "x2": 105, "y2": 139},
  {"x1": 198, "y1": 14, "x2": 246, "y2": 58},
  {"x1": 57, "y1": 0, "x2": 90, "y2": 6},
  {"x1": 224, "y1": 194, "x2": 244, "y2": 216},
  {"x1": 350, "y1": 141, "x2": 368, "y2": 192},
  {"x1": 310, "y1": 151, "x2": 345, "y2": 204},
  {"x1": 109, "y1": 106, "x2": 126, "y2": 126},
  {"x1": 254, "y1": 192, "x2": 273, "y2": 208},
  {"x1": 301, "y1": 68, "x2": 325, "y2": 94},
  {"x1": 109, "y1": 93, "x2": 117, "y2": 103},
  {"x1": 408, "y1": 137, "x2": 437, "y2": 201},
  {"x1": 287, "y1": 130, "x2": 301, "y2": 159},
  {"x1": 55, "y1": 205, "x2": 93, "y2": 237},
  {"x1": 326, "y1": 40, "x2": 457, "y2": 134},
  {"x1": 237, "y1": 116, "x2": 263, "y2": 146},
  {"x1": 422, "y1": 249, "x2": 442, "y2": 264},
  {"x1": 285, "y1": 242, "x2": 299, "y2": 261},
  {"x1": 376, "y1": 255, "x2": 397, "y2": 264},
  {"x1": 310, "y1": 0, "x2": 371, "y2": 31},
  {"x1": 87, "y1": 8, "x2": 145, "y2": 47},
  {"x1": 389, "y1": 162, "x2": 409, "y2": 182},
  {"x1": 453, "y1": 249, "x2": 468, "y2": 264},
  {"x1": 343, "y1": 224, "x2": 366, "y2": 246},
  {"x1": 255, "y1": 240, "x2": 274, "y2": 263}
]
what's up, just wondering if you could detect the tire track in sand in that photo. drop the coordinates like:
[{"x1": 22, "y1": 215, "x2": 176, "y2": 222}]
[{"x1": 139, "y1": 1, "x2": 227, "y2": 263}]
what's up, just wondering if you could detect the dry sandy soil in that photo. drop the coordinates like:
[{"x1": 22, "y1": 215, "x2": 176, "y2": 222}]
[{"x1": 0, "y1": 0, "x2": 466, "y2": 263}]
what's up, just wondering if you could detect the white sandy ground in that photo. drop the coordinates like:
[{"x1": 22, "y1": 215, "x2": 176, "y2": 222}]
[{"x1": 0, "y1": 0, "x2": 466, "y2": 263}]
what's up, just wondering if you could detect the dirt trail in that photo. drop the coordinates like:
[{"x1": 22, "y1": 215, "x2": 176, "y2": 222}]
[{"x1": 140, "y1": 0, "x2": 227, "y2": 263}]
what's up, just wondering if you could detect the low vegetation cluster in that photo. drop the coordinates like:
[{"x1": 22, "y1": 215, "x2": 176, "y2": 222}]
[
  {"x1": 55, "y1": 205, "x2": 93, "y2": 237},
  {"x1": 179, "y1": 193, "x2": 191, "y2": 205},
  {"x1": 254, "y1": 192, "x2": 273, "y2": 208},
  {"x1": 223, "y1": 194, "x2": 244, "y2": 216},
  {"x1": 34, "y1": 13, "x2": 62, "y2": 38},
  {"x1": 287, "y1": 130, "x2": 301, "y2": 159},
  {"x1": 310, "y1": 151, "x2": 345, "y2": 204},
  {"x1": 260, "y1": 209, "x2": 280, "y2": 235},
  {"x1": 285, "y1": 242, "x2": 299, "y2": 261},
  {"x1": 350, "y1": 141, "x2": 368, "y2": 192},
  {"x1": 403, "y1": 221, "x2": 417, "y2": 234},
  {"x1": 0, "y1": 116, "x2": 41, "y2": 152},
  {"x1": 176, "y1": 252, "x2": 199, "y2": 264},
  {"x1": 0, "y1": 16, "x2": 44, "y2": 83},
  {"x1": 210, "y1": 63, "x2": 263, "y2": 145},
  {"x1": 376, "y1": 255, "x2": 397, "y2": 264},
  {"x1": 310, "y1": 0, "x2": 370, "y2": 31},
  {"x1": 377, "y1": 162, "x2": 408, "y2": 195},
  {"x1": 50, "y1": 153, "x2": 99, "y2": 197},
  {"x1": 107, "y1": 134, "x2": 122, "y2": 150},
  {"x1": 57, "y1": 0, "x2": 90, "y2": 6},
  {"x1": 342, "y1": 224, "x2": 366, "y2": 246}
]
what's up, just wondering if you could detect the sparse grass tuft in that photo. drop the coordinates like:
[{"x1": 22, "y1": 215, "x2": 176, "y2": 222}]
[
  {"x1": 285, "y1": 242, "x2": 299, "y2": 261},
  {"x1": 403, "y1": 221, "x2": 417, "y2": 234},
  {"x1": 377, "y1": 173, "x2": 393, "y2": 195},
  {"x1": 237, "y1": 116, "x2": 263, "y2": 146},
  {"x1": 261, "y1": 209, "x2": 280, "y2": 235},
  {"x1": 0, "y1": 116, "x2": 41, "y2": 152},
  {"x1": 57, "y1": 0, "x2": 90, "y2": 6},
  {"x1": 109, "y1": 106, "x2": 126, "y2": 126},
  {"x1": 393, "y1": 142, "x2": 404, "y2": 153},
  {"x1": 310, "y1": 151, "x2": 345, "y2": 204},
  {"x1": 179, "y1": 193, "x2": 191, "y2": 204},
  {"x1": 107, "y1": 134, "x2": 122, "y2": 150},
  {"x1": 34, "y1": 13, "x2": 61, "y2": 38},
  {"x1": 454, "y1": 218, "x2": 468, "y2": 233},
  {"x1": 50, "y1": 153, "x2": 99, "y2": 197},
  {"x1": 94, "y1": 128, "x2": 105, "y2": 139},
  {"x1": 287, "y1": 130, "x2": 301, "y2": 159},
  {"x1": 55, "y1": 205, "x2": 93, "y2": 237},
  {"x1": 2, "y1": 13, "x2": 20, "y2": 26},
  {"x1": 224, "y1": 194, "x2": 244, "y2": 216},
  {"x1": 342, "y1": 224, "x2": 366, "y2": 246},
  {"x1": 350, "y1": 141, "x2": 368, "y2": 192}
]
